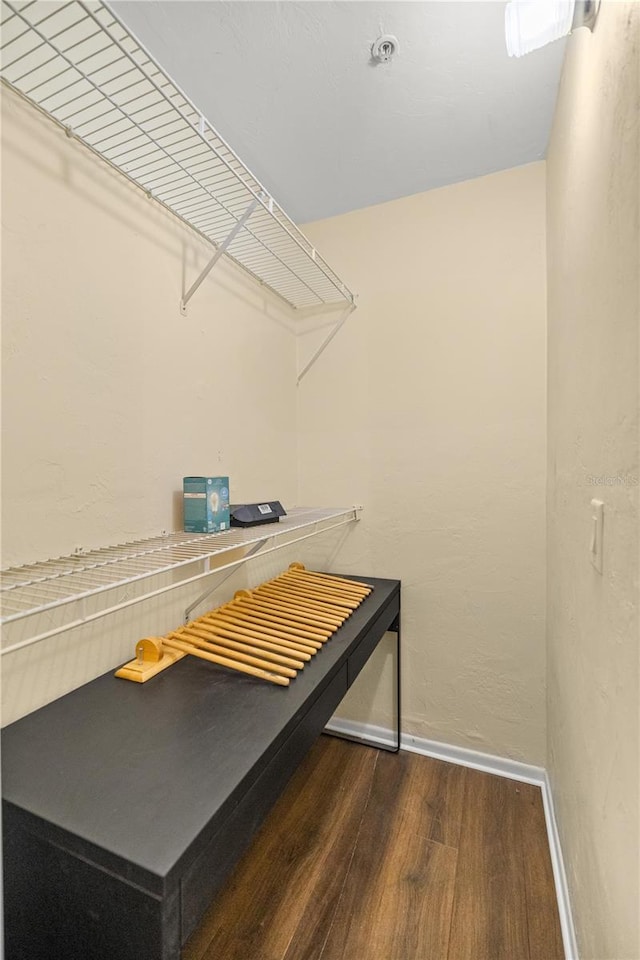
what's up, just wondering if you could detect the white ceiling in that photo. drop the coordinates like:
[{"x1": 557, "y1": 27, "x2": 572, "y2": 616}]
[{"x1": 113, "y1": 1, "x2": 566, "y2": 224}]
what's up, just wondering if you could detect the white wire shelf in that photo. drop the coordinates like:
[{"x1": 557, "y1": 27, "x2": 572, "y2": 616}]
[
  {"x1": 0, "y1": 508, "x2": 359, "y2": 631},
  {"x1": 0, "y1": 0, "x2": 355, "y2": 312}
]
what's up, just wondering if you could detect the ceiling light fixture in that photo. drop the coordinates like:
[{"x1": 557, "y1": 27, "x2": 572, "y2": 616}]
[{"x1": 505, "y1": 0, "x2": 600, "y2": 57}]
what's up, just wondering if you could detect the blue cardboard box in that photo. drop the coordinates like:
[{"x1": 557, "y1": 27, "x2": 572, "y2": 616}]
[{"x1": 183, "y1": 477, "x2": 230, "y2": 533}]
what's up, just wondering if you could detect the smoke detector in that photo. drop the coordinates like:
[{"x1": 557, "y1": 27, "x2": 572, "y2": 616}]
[{"x1": 371, "y1": 34, "x2": 399, "y2": 63}]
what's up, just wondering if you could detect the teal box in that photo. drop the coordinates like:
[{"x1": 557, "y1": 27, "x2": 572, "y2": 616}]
[{"x1": 183, "y1": 477, "x2": 230, "y2": 533}]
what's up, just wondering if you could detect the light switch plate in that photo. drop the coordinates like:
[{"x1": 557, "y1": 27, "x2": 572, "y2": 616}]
[{"x1": 590, "y1": 499, "x2": 604, "y2": 574}]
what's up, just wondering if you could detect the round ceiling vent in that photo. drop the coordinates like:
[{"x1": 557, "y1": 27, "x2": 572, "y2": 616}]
[{"x1": 371, "y1": 34, "x2": 399, "y2": 63}]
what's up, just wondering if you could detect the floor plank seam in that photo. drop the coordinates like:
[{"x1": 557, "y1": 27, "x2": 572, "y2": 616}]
[
  {"x1": 316, "y1": 748, "x2": 381, "y2": 960},
  {"x1": 444, "y1": 767, "x2": 467, "y2": 960},
  {"x1": 280, "y1": 923, "x2": 298, "y2": 960},
  {"x1": 416, "y1": 833, "x2": 458, "y2": 853},
  {"x1": 519, "y1": 788, "x2": 534, "y2": 960},
  {"x1": 444, "y1": 846, "x2": 461, "y2": 960}
]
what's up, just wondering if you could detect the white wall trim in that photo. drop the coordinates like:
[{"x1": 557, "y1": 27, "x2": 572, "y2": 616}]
[
  {"x1": 325, "y1": 718, "x2": 578, "y2": 959},
  {"x1": 540, "y1": 770, "x2": 580, "y2": 960}
]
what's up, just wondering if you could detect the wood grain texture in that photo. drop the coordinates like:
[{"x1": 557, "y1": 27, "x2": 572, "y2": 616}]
[
  {"x1": 447, "y1": 773, "x2": 548, "y2": 960},
  {"x1": 518, "y1": 782, "x2": 566, "y2": 960},
  {"x1": 183, "y1": 738, "x2": 563, "y2": 960},
  {"x1": 320, "y1": 750, "x2": 463, "y2": 960},
  {"x1": 183, "y1": 737, "x2": 376, "y2": 960}
]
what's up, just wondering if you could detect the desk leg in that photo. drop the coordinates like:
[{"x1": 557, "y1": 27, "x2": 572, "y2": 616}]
[{"x1": 324, "y1": 615, "x2": 401, "y2": 754}]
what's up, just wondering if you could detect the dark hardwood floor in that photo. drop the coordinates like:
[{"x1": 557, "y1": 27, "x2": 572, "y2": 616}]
[{"x1": 183, "y1": 736, "x2": 564, "y2": 960}]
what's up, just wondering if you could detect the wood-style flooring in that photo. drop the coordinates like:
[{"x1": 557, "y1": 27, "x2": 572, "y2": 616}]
[{"x1": 183, "y1": 736, "x2": 564, "y2": 960}]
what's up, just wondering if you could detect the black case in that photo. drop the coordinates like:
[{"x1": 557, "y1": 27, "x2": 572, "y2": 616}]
[{"x1": 229, "y1": 501, "x2": 286, "y2": 527}]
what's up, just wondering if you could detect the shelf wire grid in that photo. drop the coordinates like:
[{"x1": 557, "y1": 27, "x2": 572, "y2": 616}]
[
  {"x1": 0, "y1": 0, "x2": 355, "y2": 310},
  {"x1": 0, "y1": 508, "x2": 357, "y2": 626}
]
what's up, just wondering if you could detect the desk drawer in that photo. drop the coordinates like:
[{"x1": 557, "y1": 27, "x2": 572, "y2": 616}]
[{"x1": 181, "y1": 663, "x2": 348, "y2": 942}]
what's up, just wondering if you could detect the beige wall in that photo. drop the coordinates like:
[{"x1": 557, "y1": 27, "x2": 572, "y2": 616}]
[
  {"x1": 2, "y1": 92, "x2": 549, "y2": 760},
  {"x1": 546, "y1": 4, "x2": 640, "y2": 959},
  {"x1": 0, "y1": 88, "x2": 353, "y2": 723},
  {"x1": 1, "y1": 90, "x2": 298, "y2": 567},
  {"x1": 300, "y1": 163, "x2": 548, "y2": 764}
]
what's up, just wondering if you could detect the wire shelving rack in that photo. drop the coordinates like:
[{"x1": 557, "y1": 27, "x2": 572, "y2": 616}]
[
  {"x1": 0, "y1": 507, "x2": 360, "y2": 655},
  {"x1": 0, "y1": 0, "x2": 355, "y2": 312}
]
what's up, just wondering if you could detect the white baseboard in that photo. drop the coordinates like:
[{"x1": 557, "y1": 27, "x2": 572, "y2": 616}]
[
  {"x1": 324, "y1": 717, "x2": 578, "y2": 960},
  {"x1": 541, "y1": 770, "x2": 579, "y2": 960}
]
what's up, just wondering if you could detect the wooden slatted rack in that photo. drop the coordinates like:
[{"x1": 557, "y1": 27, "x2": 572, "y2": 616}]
[{"x1": 116, "y1": 564, "x2": 373, "y2": 686}]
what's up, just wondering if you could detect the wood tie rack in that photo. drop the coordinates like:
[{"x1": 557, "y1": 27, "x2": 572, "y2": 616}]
[{"x1": 115, "y1": 564, "x2": 373, "y2": 687}]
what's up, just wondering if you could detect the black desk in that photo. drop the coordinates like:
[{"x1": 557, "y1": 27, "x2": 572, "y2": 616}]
[{"x1": 2, "y1": 576, "x2": 400, "y2": 960}]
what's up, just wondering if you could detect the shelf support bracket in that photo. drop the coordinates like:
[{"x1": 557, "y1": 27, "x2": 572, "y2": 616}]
[
  {"x1": 183, "y1": 539, "x2": 267, "y2": 622},
  {"x1": 296, "y1": 303, "x2": 356, "y2": 384},
  {"x1": 180, "y1": 197, "x2": 260, "y2": 315}
]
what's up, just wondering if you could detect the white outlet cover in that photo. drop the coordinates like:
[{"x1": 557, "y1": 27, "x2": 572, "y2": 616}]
[{"x1": 590, "y1": 499, "x2": 604, "y2": 575}]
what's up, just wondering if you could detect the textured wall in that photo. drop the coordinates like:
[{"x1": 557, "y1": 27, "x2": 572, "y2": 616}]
[
  {"x1": 299, "y1": 163, "x2": 548, "y2": 764},
  {"x1": 546, "y1": 4, "x2": 640, "y2": 958},
  {"x1": 1, "y1": 90, "x2": 299, "y2": 567},
  {"x1": 0, "y1": 88, "x2": 312, "y2": 723}
]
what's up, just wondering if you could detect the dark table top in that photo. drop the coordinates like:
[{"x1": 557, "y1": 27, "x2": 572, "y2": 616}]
[{"x1": 2, "y1": 576, "x2": 399, "y2": 891}]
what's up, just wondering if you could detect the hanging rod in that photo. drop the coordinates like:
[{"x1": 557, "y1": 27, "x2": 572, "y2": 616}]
[{"x1": 0, "y1": 0, "x2": 356, "y2": 312}]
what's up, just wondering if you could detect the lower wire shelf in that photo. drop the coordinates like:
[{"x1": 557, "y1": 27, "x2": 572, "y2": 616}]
[{"x1": 0, "y1": 506, "x2": 361, "y2": 656}]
